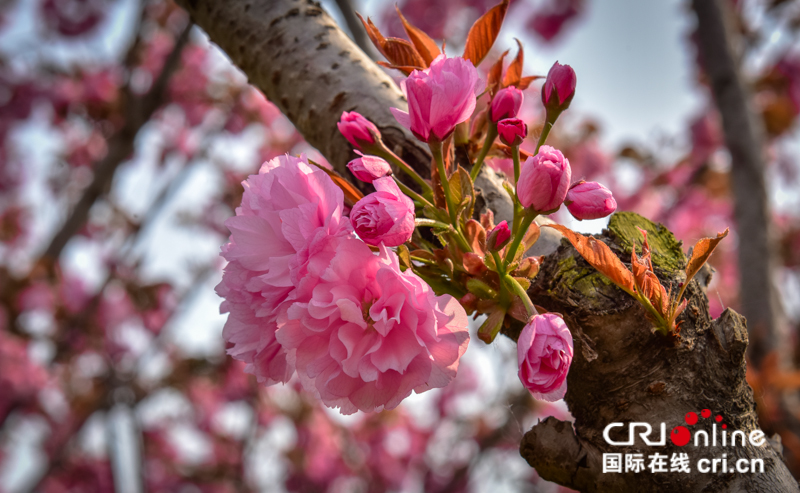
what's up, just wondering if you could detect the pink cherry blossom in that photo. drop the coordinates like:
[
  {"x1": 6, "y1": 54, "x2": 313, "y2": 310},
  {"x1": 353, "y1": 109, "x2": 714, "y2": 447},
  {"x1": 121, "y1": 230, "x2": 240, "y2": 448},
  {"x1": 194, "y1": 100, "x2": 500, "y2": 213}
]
[
  {"x1": 338, "y1": 111, "x2": 380, "y2": 149},
  {"x1": 276, "y1": 244, "x2": 470, "y2": 414},
  {"x1": 490, "y1": 87, "x2": 524, "y2": 122},
  {"x1": 565, "y1": 181, "x2": 617, "y2": 220},
  {"x1": 488, "y1": 220, "x2": 511, "y2": 250},
  {"x1": 217, "y1": 154, "x2": 352, "y2": 385},
  {"x1": 517, "y1": 313, "x2": 573, "y2": 402},
  {"x1": 517, "y1": 145, "x2": 572, "y2": 212},
  {"x1": 350, "y1": 177, "x2": 415, "y2": 247},
  {"x1": 391, "y1": 55, "x2": 484, "y2": 142},
  {"x1": 347, "y1": 153, "x2": 392, "y2": 183}
]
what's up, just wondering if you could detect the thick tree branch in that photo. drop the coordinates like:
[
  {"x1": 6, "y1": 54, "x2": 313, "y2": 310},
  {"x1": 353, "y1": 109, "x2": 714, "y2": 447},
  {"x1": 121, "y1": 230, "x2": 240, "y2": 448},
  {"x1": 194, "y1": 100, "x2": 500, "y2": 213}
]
[
  {"x1": 512, "y1": 212, "x2": 798, "y2": 492},
  {"x1": 691, "y1": 0, "x2": 783, "y2": 366},
  {"x1": 173, "y1": 0, "x2": 512, "y2": 218}
]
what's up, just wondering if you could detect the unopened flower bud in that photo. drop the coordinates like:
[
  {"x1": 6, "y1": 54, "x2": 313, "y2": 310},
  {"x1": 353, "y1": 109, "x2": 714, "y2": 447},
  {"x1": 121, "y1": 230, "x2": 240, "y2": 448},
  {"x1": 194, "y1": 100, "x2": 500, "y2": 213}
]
[
  {"x1": 565, "y1": 181, "x2": 616, "y2": 220},
  {"x1": 541, "y1": 62, "x2": 576, "y2": 119},
  {"x1": 490, "y1": 86, "x2": 524, "y2": 122},
  {"x1": 347, "y1": 153, "x2": 392, "y2": 183},
  {"x1": 338, "y1": 111, "x2": 380, "y2": 149},
  {"x1": 497, "y1": 118, "x2": 527, "y2": 147},
  {"x1": 517, "y1": 145, "x2": 572, "y2": 212},
  {"x1": 487, "y1": 220, "x2": 511, "y2": 250}
]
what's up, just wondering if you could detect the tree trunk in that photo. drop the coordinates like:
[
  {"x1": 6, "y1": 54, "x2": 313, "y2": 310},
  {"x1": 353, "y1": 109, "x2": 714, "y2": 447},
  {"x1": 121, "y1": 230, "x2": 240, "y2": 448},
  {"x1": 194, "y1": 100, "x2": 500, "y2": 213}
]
[
  {"x1": 175, "y1": 0, "x2": 798, "y2": 490},
  {"x1": 515, "y1": 212, "x2": 798, "y2": 492}
]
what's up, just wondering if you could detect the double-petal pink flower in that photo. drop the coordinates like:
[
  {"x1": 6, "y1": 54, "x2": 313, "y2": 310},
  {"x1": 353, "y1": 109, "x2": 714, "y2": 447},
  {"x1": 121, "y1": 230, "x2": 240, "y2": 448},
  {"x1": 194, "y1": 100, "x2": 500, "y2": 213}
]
[
  {"x1": 391, "y1": 55, "x2": 484, "y2": 143},
  {"x1": 218, "y1": 154, "x2": 470, "y2": 414}
]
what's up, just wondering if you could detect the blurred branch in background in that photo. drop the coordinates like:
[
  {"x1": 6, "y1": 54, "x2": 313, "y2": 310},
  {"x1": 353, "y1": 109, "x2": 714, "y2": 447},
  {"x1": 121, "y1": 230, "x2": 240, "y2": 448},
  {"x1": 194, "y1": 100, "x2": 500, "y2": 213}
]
[
  {"x1": 42, "y1": 17, "x2": 193, "y2": 263},
  {"x1": 691, "y1": 0, "x2": 785, "y2": 367},
  {"x1": 333, "y1": 0, "x2": 378, "y2": 59}
]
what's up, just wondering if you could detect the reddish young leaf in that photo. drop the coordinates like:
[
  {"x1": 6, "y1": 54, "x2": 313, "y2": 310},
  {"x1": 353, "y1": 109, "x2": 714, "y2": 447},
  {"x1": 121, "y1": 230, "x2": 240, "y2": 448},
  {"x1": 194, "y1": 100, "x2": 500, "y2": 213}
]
[
  {"x1": 685, "y1": 228, "x2": 729, "y2": 285},
  {"x1": 307, "y1": 160, "x2": 364, "y2": 209},
  {"x1": 357, "y1": 14, "x2": 424, "y2": 73},
  {"x1": 546, "y1": 224, "x2": 636, "y2": 295},
  {"x1": 381, "y1": 38, "x2": 425, "y2": 70},
  {"x1": 462, "y1": 0, "x2": 510, "y2": 66},
  {"x1": 358, "y1": 14, "x2": 386, "y2": 52},
  {"x1": 502, "y1": 39, "x2": 524, "y2": 88},
  {"x1": 396, "y1": 6, "x2": 441, "y2": 66},
  {"x1": 487, "y1": 49, "x2": 509, "y2": 94},
  {"x1": 462, "y1": 252, "x2": 487, "y2": 275},
  {"x1": 631, "y1": 228, "x2": 669, "y2": 314},
  {"x1": 517, "y1": 75, "x2": 543, "y2": 90},
  {"x1": 465, "y1": 219, "x2": 487, "y2": 254},
  {"x1": 376, "y1": 62, "x2": 424, "y2": 75}
]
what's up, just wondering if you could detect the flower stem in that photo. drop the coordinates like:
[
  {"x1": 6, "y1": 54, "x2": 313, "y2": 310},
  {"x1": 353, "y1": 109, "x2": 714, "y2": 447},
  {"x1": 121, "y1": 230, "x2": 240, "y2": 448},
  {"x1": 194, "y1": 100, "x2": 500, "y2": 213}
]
[
  {"x1": 375, "y1": 147, "x2": 432, "y2": 195},
  {"x1": 430, "y1": 140, "x2": 472, "y2": 253},
  {"x1": 510, "y1": 145, "x2": 523, "y2": 233},
  {"x1": 504, "y1": 274, "x2": 535, "y2": 318},
  {"x1": 394, "y1": 177, "x2": 433, "y2": 208},
  {"x1": 535, "y1": 121, "x2": 553, "y2": 154},
  {"x1": 469, "y1": 124, "x2": 498, "y2": 181},
  {"x1": 511, "y1": 145, "x2": 521, "y2": 185},
  {"x1": 504, "y1": 211, "x2": 537, "y2": 265}
]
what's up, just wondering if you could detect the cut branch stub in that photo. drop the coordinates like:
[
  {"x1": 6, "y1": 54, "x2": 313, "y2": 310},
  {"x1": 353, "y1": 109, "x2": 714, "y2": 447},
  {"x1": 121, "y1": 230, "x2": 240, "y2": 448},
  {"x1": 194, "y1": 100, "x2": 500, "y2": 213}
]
[{"x1": 517, "y1": 212, "x2": 798, "y2": 492}]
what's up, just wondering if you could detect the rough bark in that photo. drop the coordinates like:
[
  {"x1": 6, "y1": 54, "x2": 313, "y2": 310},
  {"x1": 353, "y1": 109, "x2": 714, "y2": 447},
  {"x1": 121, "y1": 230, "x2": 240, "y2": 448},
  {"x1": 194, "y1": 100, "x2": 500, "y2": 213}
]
[
  {"x1": 513, "y1": 212, "x2": 798, "y2": 492},
  {"x1": 173, "y1": 0, "x2": 433, "y2": 196},
  {"x1": 691, "y1": 0, "x2": 783, "y2": 366}
]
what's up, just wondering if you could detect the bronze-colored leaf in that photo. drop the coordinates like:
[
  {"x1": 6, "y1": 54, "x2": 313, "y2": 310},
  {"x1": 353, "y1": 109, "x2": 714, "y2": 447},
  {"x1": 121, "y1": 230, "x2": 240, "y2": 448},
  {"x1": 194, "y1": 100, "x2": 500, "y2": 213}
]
[
  {"x1": 381, "y1": 38, "x2": 425, "y2": 70},
  {"x1": 462, "y1": 252, "x2": 487, "y2": 275},
  {"x1": 376, "y1": 62, "x2": 424, "y2": 75},
  {"x1": 457, "y1": 166, "x2": 474, "y2": 220},
  {"x1": 546, "y1": 224, "x2": 636, "y2": 295},
  {"x1": 358, "y1": 14, "x2": 386, "y2": 52},
  {"x1": 307, "y1": 159, "x2": 364, "y2": 209},
  {"x1": 357, "y1": 14, "x2": 424, "y2": 74},
  {"x1": 487, "y1": 49, "x2": 509, "y2": 94},
  {"x1": 685, "y1": 228, "x2": 729, "y2": 286},
  {"x1": 462, "y1": 0, "x2": 510, "y2": 66},
  {"x1": 517, "y1": 75, "x2": 543, "y2": 90},
  {"x1": 480, "y1": 209, "x2": 495, "y2": 231},
  {"x1": 521, "y1": 221, "x2": 541, "y2": 251},
  {"x1": 502, "y1": 39, "x2": 523, "y2": 88},
  {"x1": 396, "y1": 6, "x2": 441, "y2": 66},
  {"x1": 464, "y1": 219, "x2": 486, "y2": 254}
]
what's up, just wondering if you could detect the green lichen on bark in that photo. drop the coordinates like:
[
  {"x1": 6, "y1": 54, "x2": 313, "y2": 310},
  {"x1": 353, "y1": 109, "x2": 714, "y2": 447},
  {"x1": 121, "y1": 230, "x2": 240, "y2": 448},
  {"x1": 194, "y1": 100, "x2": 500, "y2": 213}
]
[
  {"x1": 607, "y1": 212, "x2": 686, "y2": 273},
  {"x1": 554, "y1": 256, "x2": 614, "y2": 296}
]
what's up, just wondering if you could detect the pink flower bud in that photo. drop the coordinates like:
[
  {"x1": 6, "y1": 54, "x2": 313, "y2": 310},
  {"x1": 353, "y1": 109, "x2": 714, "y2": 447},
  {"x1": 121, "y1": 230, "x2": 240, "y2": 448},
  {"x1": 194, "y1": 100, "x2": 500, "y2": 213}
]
[
  {"x1": 565, "y1": 181, "x2": 617, "y2": 220},
  {"x1": 490, "y1": 86, "x2": 524, "y2": 122},
  {"x1": 541, "y1": 62, "x2": 576, "y2": 116},
  {"x1": 338, "y1": 111, "x2": 380, "y2": 149},
  {"x1": 347, "y1": 153, "x2": 392, "y2": 183},
  {"x1": 487, "y1": 220, "x2": 511, "y2": 250},
  {"x1": 517, "y1": 145, "x2": 572, "y2": 212},
  {"x1": 497, "y1": 118, "x2": 527, "y2": 147},
  {"x1": 518, "y1": 313, "x2": 573, "y2": 402},
  {"x1": 350, "y1": 177, "x2": 415, "y2": 246},
  {"x1": 391, "y1": 55, "x2": 484, "y2": 142}
]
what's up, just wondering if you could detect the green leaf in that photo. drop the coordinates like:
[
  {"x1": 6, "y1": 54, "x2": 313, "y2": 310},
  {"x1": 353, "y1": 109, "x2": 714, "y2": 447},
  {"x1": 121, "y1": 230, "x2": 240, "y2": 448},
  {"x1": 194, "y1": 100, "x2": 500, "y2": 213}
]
[{"x1": 466, "y1": 278, "x2": 498, "y2": 299}]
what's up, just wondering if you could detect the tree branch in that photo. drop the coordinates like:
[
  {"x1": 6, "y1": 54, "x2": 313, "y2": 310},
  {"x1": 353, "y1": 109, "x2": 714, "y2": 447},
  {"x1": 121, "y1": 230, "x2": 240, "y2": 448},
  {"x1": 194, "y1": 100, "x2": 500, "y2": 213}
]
[{"x1": 691, "y1": 0, "x2": 784, "y2": 366}]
